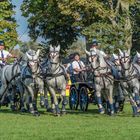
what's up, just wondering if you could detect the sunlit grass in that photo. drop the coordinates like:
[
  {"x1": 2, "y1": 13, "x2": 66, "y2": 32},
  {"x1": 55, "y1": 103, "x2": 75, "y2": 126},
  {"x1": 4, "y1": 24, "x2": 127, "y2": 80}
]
[{"x1": 0, "y1": 103, "x2": 140, "y2": 140}]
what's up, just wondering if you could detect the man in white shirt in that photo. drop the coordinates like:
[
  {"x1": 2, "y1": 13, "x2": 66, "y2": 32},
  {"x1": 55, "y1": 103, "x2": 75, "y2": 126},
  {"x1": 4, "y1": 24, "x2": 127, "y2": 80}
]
[
  {"x1": 90, "y1": 41, "x2": 107, "y2": 57},
  {"x1": 66, "y1": 54, "x2": 76, "y2": 83},
  {"x1": 72, "y1": 52, "x2": 86, "y2": 82},
  {"x1": 0, "y1": 41, "x2": 12, "y2": 65}
]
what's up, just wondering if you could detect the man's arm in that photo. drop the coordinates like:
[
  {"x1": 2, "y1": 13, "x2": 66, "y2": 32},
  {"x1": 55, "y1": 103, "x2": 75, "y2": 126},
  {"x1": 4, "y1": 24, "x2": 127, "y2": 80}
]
[{"x1": 72, "y1": 61, "x2": 84, "y2": 72}]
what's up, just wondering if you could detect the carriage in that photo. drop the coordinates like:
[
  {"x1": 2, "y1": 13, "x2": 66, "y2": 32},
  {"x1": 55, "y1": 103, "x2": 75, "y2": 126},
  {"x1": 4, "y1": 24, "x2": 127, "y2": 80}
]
[{"x1": 69, "y1": 81, "x2": 96, "y2": 112}]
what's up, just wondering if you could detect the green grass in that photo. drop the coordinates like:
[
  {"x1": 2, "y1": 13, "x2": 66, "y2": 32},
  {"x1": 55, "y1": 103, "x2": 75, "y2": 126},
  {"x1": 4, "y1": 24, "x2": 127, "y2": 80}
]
[{"x1": 0, "y1": 103, "x2": 140, "y2": 140}]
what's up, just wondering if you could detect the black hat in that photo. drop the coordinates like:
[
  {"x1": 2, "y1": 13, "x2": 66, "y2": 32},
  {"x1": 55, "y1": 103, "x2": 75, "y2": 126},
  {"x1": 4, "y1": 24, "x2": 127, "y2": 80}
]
[
  {"x1": 74, "y1": 52, "x2": 80, "y2": 57},
  {"x1": 92, "y1": 41, "x2": 98, "y2": 46},
  {"x1": 0, "y1": 41, "x2": 5, "y2": 46},
  {"x1": 68, "y1": 53, "x2": 74, "y2": 59}
]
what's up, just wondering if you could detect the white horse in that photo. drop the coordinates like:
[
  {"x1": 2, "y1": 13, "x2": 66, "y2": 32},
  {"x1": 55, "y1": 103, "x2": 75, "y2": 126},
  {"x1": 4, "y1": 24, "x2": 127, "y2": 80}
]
[
  {"x1": 0, "y1": 58, "x2": 24, "y2": 111},
  {"x1": 45, "y1": 45, "x2": 67, "y2": 116},
  {"x1": 21, "y1": 49, "x2": 46, "y2": 116},
  {"x1": 86, "y1": 49, "x2": 115, "y2": 115},
  {"x1": 119, "y1": 49, "x2": 140, "y2": 116}
]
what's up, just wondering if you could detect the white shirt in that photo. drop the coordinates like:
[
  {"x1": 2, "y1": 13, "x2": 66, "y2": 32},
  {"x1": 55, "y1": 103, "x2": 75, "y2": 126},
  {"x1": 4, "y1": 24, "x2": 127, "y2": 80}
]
[
  {"x1": 72, "y1": 60, "x2": 85, "y2": 74},
  {"x1": 0, "y1": 50, "x2": 12, "y2": 64},
  {"x1": 90, "y1": 48, "x2": 107, "y2": 57}
]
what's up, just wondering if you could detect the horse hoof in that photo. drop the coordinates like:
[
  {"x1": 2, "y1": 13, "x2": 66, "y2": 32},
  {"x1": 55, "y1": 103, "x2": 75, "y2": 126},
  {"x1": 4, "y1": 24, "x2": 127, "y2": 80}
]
[
  {"x1": 137, "y1": 108, "x2": 140, "y2": 113},
  {"x1": 11, "y1": 105, "x2": 16, "y2": 111},
  {"x1": 132, "y1": 113, "x2": 139, "y2": 117},
  {"x1": 33, "y1": 112, "x2": 40, "y2": 117},
  {"x1": 46, "y1": 108, "x2": 52, "y2": 113},
  {"x1": 40, "y1": 101, "x2": 45, "y2": 108},
  {"x1": 61, "y1": 111, "x2": 67, "y2": 115},
  {"x1": 99, "y1": 109, "x2": 105, "y2": 114},
  {"x1": 110, "y1": 113, "x2": 115, "y2": 116},
  {"x1": 55, "y1": 113, "x2": 61, "y2": 117},
  {"x1": 21, "y1": 108, "x2": 27, "y2": 113},
  {"x1": 99, "y1": 111, "x2": 105, "y2": 114}
]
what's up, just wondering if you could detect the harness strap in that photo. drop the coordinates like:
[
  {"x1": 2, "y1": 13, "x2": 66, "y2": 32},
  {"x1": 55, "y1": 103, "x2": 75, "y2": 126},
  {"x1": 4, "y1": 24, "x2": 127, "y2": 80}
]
[
  {"x1": 45, "y1": 72, "x2": 64, "y2": 77},
  {"x1": 0, "y1": 73, "x2": 20, "y2": 103}
]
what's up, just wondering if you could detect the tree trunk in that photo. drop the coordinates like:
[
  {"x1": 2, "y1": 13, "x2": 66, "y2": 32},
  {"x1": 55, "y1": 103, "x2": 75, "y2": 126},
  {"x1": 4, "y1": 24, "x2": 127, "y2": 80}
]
[
  {"x1": 120, "y1": 1, "x2": 132, "y2": 49},
  {"x1": 85, "y1": 36, "x2": 91, "y2": 50}
]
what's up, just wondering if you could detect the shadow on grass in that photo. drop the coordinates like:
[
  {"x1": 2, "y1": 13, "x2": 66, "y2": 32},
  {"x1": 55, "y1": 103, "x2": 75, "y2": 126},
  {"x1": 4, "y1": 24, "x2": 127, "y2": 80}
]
[
  {"x1": 0, "y1": 107, "x2": 58, "y2": 117},
  {"x1": 0, "y1": 105, "x2": 134, "y2": 118}
]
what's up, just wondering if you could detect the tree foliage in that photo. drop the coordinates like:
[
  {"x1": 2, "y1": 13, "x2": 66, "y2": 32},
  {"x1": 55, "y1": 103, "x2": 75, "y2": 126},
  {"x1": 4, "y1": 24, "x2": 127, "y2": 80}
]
[
  {"x1": 21, "y1": 0, "x2": 140, "y2": 54},
  {"x1": 59, "y1": 0, "x2": 140, "y2": 52},
  {"x1": 0, "y1": 0, "x2": 18, "y2": 49},
  {"x1": 21, "y1": 0, "x2": 80, "y2": 54}
]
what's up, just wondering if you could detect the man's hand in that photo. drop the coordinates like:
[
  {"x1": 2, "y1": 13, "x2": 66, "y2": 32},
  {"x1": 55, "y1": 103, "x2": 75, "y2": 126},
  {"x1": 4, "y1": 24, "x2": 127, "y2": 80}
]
[
  {"x1": 2, "y1": 58, "x2": 7, "y2": 62},
  {"x1": 82, "y1": 68, "x2": 86, "y2": 71}
]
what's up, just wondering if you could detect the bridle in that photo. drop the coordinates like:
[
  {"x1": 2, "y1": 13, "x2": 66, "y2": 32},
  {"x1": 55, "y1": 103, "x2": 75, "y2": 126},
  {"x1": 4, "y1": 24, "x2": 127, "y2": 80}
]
[
  {"x1": 88, "y1": 53, "x2": 110, "y2": 75},
  {"x1": 120, "y1": 52, "x2": 131, "y2": 71}
]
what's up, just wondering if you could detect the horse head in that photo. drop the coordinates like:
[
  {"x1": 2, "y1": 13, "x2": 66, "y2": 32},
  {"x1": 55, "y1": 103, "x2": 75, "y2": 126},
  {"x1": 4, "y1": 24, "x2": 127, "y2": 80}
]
[
  {"x1": 49, "y1": 45, "x2": 60, "y2": 63},
  {"x1": 26, "y1": 49, "x2": 40, "y2": 73},
  {"x1": 85, "y1": 49, "x2": 99, "y2": 70},
  {"x1": 111, "y1": 53, "x2": 121, "y2": 66},
  {"x1": 119, "y1": 49, "x2": 131, "y2": 71},
  {"x1": 135, "y1": 52, "x2": 140, "y2": 64}
]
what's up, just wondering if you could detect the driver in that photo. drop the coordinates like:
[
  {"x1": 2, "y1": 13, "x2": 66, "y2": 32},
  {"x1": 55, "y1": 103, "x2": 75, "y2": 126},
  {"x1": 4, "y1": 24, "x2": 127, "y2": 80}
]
[
  {"x1": 90, "y1": 41, "x2": 107, "y2": 57},
  {"x1": 72, "y1": 52, "x2": 86, "y2": 82},
  {"x1": 0, "y1": 41, "x2": 14, "y2": 65}
]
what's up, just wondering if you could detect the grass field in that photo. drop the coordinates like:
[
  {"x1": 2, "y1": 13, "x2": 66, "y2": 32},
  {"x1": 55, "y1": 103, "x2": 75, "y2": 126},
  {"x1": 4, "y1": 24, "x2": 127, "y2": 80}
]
[{"x1": 0, "y1": 103, "x2": 140, "y2": 140}]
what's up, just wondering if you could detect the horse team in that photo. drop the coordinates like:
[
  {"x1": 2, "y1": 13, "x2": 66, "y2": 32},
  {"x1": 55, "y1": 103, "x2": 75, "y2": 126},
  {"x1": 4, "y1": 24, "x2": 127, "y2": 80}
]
[{"x1": 0, "y1": 45, "x2": 140, "y2": 117}]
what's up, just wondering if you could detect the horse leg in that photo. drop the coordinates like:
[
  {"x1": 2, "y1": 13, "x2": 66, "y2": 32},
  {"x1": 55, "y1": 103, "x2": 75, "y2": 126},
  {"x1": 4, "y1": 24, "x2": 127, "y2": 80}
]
[
  {"x1": 34, "y1": 88, "x2": 39, "y2": 112},
  {"x1": 113, "y1": 83, "x2": 119, "y2": 113},
  {"x1": 96, "y1": 85, "x2": 104, "y2": 114},
  {"x1": 0, "y1": 83, "x2": 8, "y2": 105},
  {"x1": 108, "y1": 86, "x2": 115, "y2": 116},
  {"x1": 133, "y1": 85, "x2": 140, "y2": 110},
  {"x1": 10, "y1": 86, "x2": 16, "y2": 111},
  {"x1": 49, "y1": 87, "x2": 60, "y2": 116},
  {"x1": 129, "y1": 95, "x2": 139, "y2": 117},
  {"x1": 132, "y1": 86, "x2": 140, "y2": 115},
  {"x1": 60, "y1": 89, "x2": 67, "y2": 114},
  {"x1": 117, "y1": 83, "x2": 125, "y2": 112},
  {"x1": 39, "y1": 89, "x2": 45, "y2": 108},
  {"x1": 27, "y1": 86, "x2": 39, "y2": 116},
  {"x1": 18, "y1": 82, "x2": 26, "y2": 112},
  {"x1": 44, "y1": 87, "x2": 51, "y2": 112},
  {"x1": 123, "y1": 87, "x2": 139, "y2": 117}
]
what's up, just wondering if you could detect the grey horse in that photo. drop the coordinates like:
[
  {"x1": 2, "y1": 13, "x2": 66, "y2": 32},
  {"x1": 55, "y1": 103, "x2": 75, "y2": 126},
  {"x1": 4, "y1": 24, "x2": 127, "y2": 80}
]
[
  {"x1": 85, "y1": 49, "x2": 115, "y2": 115},
  {"x1": 45, "y1": 45, "x2": 68, "y2": 116},
  {"x1": 110, "y1": 53, "x2": 125, "y2": 113},
  {"x1": 133, "y1": 52, "x2": 140, "y2": 78},
  {"x1": 119, "y1": 49, "x2": 140, "y2": 116},
  {"x1": 21, "y1": 49, "x2": 46, "y2": 116},
  {"x1": 0, "y1": 58, "x2": 24, "y2": 111}
]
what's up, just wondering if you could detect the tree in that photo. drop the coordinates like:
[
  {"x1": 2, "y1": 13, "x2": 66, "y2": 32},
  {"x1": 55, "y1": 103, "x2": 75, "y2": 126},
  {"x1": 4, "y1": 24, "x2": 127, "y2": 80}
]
[
  {"x1": 59, "y1": 0, "x2": 140, "y2": 52},
  {"x1": 0, "y1": 0, "x2": 18, "y2": 49},
  {"x1": 21, "y1": 0, "x2": 79, "y2": 55},
  {"x1": 21, "y1": 0, "x2": 140, "y2": 54},
  {"x1": 131, "y1": 3, "x2": 140, "y2": 52}
]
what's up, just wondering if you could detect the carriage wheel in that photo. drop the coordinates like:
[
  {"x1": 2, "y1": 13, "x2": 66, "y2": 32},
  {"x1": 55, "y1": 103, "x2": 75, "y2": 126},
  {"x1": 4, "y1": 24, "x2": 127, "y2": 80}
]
[
  {"x1": 79, "y1": 87, "x2": 88, "y2": 112},
  {"x1": 69, "y1": 86, "x2": 79, "y2": 110}
]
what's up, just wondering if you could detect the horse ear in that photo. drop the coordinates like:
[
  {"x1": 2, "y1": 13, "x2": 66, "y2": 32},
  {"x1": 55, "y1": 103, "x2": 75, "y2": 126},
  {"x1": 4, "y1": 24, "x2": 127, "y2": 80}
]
[
  {"x1": 136, "y1": 51, "x2": 140, "y2": 57},
  {"x1": 49, "y1": 45, "x2": 54, "y2": 52},
  {"x1": 56, "y1": 45, "x2": 60, "y2": 52},
  {"x1": 26, "y1": 52, "x2": 32, "y2": 60},
  {"x1": 36, "y1": 49, "x2": 40, "y2": 58},
  {"x1": 113, "y1": 53, "x2": 118, "y2": 59},
  {"x1": 127, "y1": 49, "x2": 131, "y2": 55},
  {"x1": 85, "y1": 49, "x2": 90, "y2": 56},
  {"x1": 119, "y1": 49, "x2": 123, "y2": 56}
]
